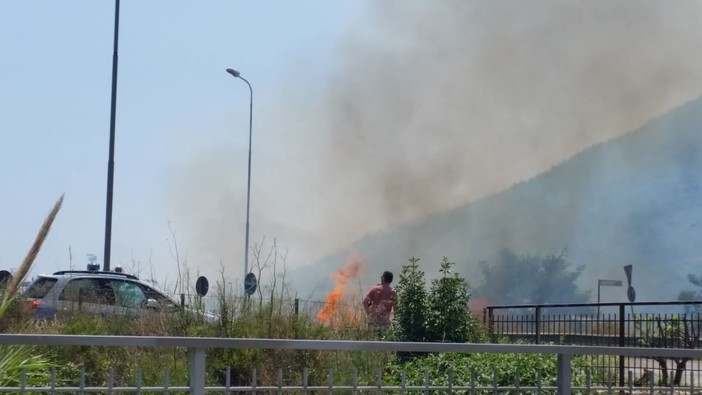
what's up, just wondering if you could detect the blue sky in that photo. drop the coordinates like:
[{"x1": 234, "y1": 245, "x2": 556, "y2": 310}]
[
  {"x1": 4, "y1": 1, "x2": 702, "y2": 295},
  {"x1": 1, "y1": 2, "x2": 362, "y2": 286}
]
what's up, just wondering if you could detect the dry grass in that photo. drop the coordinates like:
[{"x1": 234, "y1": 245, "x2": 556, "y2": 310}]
[{"x1": 1, "y1": 194, "x2": 63, "y2": 311}]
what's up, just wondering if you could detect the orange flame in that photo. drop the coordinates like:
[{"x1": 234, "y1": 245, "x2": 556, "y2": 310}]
[
  {"x1": 317, "y1": 255, "x2": 364, "y2": 323},
  {"x1": 470, "y1": 298, "x2": 490, "y2": 317},
  {"x1": 470, "y1": 297, "x2": 491, "y2": 325}
]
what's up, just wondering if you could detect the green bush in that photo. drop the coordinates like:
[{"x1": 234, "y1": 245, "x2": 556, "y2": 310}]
[
  {"x1": 393, "y1": 257, "x2": 430, "y2": 343},
  {"x1": 393, "y1": 256, "x2": 486, "y2": 345},
  {"x1": 384, "y1": 351, "x2": 591, "y2": 394},
  {"x1": 427, "y1": 257, "x2": 482, "y2": 343}
]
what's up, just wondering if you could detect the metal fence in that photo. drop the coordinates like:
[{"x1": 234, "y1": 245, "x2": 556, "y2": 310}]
[
  {"x1": 2, "y1": 334, "x2": 702, "y2": 394},
  {"x1": 176, "y1": 293, "x2": 364, "y2": 316},
  {"x1": 484, "y1": 300, "x2": 702, "y2": 388}
]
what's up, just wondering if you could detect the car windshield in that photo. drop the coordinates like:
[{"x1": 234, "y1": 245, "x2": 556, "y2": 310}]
[{"x1": 25, "y1": 277, "x2": 57, "y2": 298}]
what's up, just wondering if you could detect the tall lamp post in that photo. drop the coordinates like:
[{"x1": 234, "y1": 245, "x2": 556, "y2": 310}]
[
  {"x1": 103, "y1": 0, "x2": 121, "y2": 272},
  {"x1": 226, "y1": 68, "x2": 253, "y2": 281}
]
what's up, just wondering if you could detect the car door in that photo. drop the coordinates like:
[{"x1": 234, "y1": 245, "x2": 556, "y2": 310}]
[{"x1": 58, "y1": 277, "x2": 117, "y2": 317}]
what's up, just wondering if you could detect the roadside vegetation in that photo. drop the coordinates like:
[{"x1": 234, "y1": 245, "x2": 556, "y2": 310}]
[
  {"x1": 0, "y1": 198, "x2": 610, "y2": 391},
  {"x1": 0, "y1": 195, "x2": 62, "y2": 389},
  {"x1": 2, "y1": 247, "x2": 603, "y2": 392}
]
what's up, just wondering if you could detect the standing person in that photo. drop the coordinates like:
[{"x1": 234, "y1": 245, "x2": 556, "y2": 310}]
[{"x1": 363, "y1": 271, "x2": 397, "y2": 329}]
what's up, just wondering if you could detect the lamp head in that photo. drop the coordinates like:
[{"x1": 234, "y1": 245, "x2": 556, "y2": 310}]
[{"x1": 226, "y1": 68, "x2": 241, "y2": 78}]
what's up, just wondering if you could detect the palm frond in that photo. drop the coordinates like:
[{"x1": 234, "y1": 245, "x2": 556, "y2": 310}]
[{"x1": 0, "y1": 345, "x2": 52, "y2": 387}]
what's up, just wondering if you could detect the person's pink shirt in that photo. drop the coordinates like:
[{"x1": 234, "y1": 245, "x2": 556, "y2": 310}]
[{"x1": 363, "y1": 283, "x2": 397, "y2": 325}]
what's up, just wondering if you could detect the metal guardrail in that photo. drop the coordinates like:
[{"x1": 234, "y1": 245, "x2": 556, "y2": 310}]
[{"x1": 2, "y1": 334, "x2": 702, "y2": 394}]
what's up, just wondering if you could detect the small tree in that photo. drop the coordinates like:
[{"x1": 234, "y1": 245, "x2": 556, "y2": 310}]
[
  {"x1": 476, "y1": 248, "x2": 590, "y2": 306},
  {"x1": 393, "y1": 257, "x2": 486, "y2": 347},
  {"x1": 677, "y1": 274, "x2": 702, "y2": 314},
  {"x1": 427, "y1": 257, "x2": 472, "y2": 343},
  {"x1": 393, "y1": 257, "x2": 429, "y2": 343},
  {"x1": 634, "y1": 314, "x2": 700, "y2": 385}
]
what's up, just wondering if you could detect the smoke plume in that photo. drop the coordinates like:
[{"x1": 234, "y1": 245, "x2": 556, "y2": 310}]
[{"x1": 167, "y1": 1, "x2": 702, "y2": 278}]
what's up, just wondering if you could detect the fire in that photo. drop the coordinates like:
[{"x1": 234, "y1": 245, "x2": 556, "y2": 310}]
[
  {"x1": 470, "y1": 297, "x2": 491, "y2": 326},
  {"x1": 317, "y1": 255, "x2": 364, "y2": 323},
  {"x1": 470, "y1": 297, "x2": 490, "y2": 315}
]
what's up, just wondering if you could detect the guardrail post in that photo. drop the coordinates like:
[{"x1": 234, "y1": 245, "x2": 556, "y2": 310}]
[
  {"x1": 189, "y1": 347, "x2": 206, "y2": 395},
  {"x1": 556, "y1": 353, "x2": 571, "y2": 394}
]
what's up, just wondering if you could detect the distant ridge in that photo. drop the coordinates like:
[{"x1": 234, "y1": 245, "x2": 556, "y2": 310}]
[{"x1": 291, "y1": 95, "x2": 702, "y2": 303}]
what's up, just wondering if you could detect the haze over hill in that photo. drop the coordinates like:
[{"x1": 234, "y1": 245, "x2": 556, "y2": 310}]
[
  {"x1": 165, "y1": 1, "x2": 702, "y2": 295},
  {"x1": 292, "y1": 94, "x2": 702, "y2": 304}
]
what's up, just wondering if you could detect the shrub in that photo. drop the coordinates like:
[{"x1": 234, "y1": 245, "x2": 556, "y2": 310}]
[
  {"x1": 393, "y1": 256, "x2": 486, "y2": 345},
  {"x1": 384, "y1": 351, "x2": 591, "y2": 394},
  {"x1": 427, "y1": 257, "x2": 482, "y2": 343},
  {"x1": 392, "y1": 257, "x2": 430, "y2": 343}
]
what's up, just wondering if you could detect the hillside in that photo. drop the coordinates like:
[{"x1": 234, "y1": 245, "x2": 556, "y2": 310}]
[{"x1": 291, "y1": 95, "x2": 702, "y2": 304}]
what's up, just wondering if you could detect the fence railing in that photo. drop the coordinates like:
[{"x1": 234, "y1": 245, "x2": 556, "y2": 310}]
[
  {"x1": 177, "y1": 293, "x2": 364, "y2": 319},
  {"x1": 2, "y1": 334, "x2": 702, "y2": 394},
  {"x1": 484, "y1": 300, "x2": 702, "y2": 388}
]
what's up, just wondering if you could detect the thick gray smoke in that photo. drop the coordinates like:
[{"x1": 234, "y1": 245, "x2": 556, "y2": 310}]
[
  {"x1": 321, "y1": 1, "x2": 702, "y2": 223},
  {"x1": 167, "y1": 1, "x2": 702, "y2": 279}
]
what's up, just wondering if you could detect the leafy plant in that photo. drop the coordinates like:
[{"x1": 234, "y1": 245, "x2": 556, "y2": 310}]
[
  {"x1": 392, "y1": 257, "x2": 430, "y2": 343},
  {"x1": 384, "y1": 351, "x2": 591, "y2": 394},
  {"x1": 0, "y1": 345, "x2": 52, "y2": 388},
  {"x1": 427, "y1": 257, "x2": 482, "y2": 343}
]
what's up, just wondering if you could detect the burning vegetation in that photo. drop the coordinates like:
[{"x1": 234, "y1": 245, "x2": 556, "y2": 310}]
[{"x1": 316, "y1": 255, "x2": 366, "y2": 326}]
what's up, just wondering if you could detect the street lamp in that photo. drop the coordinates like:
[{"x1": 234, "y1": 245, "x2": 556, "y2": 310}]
[
  {"x1": 225, "y1": 68, "x2": 253, "y2": 281},
  {"x1": 103, "y1": 0, "x2": 121, "y2": 272}
]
